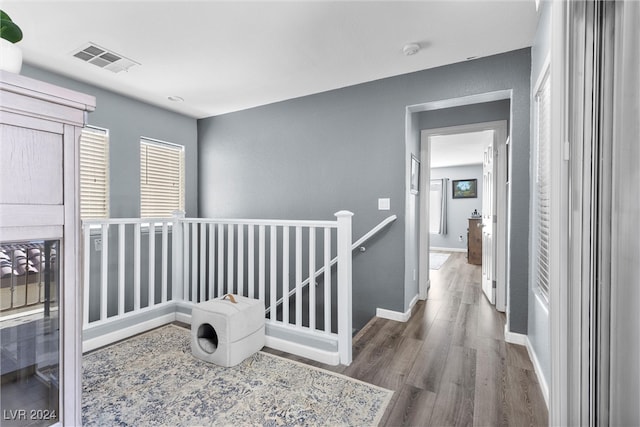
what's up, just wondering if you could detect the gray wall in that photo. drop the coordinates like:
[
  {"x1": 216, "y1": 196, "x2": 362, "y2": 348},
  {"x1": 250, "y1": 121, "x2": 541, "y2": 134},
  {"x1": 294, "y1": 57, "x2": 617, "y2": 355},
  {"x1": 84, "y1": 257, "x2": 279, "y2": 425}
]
[
  {"x1": 20, "y1": 64, "x2": 198, "y2": 322},
  {"x1": 418, "y1": 100, "x2": 511, "y2": 131},
  {"x1": 21, "y1": 64, "x2": 199, "y2": 218},
  {"x1": 198, "y1": 48, "x2": 531, "y2": 331},
  {"x1": 430, "y1": 165, "x2": 483, "y2": 250},
  {"x1": 528, "y1": 0, "x2": 551, "y2": 390}
]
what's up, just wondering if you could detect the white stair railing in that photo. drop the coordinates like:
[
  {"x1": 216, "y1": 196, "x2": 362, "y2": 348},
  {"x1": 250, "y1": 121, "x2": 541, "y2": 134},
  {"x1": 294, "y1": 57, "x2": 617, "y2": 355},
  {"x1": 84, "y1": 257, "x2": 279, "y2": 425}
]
[
  {"x1": 265, "y1": 214, "x2": 397, "y2": 316},
  {"x1": 82, "y1": 212, "x2": 355, "y2": 365},
  {"x1": 81, "y1": 218, "x2": 176, "y2": 328}
]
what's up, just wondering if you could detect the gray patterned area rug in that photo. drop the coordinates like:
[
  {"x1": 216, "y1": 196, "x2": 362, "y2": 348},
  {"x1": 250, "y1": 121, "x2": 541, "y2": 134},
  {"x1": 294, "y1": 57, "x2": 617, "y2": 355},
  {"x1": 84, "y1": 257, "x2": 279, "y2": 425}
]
[{"x1": 82, "y1": 325, "x2": 393, "y2": 426}]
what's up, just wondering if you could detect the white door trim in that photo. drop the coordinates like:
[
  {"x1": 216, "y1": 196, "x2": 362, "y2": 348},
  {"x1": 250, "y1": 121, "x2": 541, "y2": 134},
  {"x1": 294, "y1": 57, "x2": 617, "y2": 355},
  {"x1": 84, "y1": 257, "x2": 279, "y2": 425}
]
[
  {"x1": 404, "y1": 90, "x2": 511, "y2": 310},
  {"x1": 418, "y1": 120, "x2": 508, "y2": 307}
]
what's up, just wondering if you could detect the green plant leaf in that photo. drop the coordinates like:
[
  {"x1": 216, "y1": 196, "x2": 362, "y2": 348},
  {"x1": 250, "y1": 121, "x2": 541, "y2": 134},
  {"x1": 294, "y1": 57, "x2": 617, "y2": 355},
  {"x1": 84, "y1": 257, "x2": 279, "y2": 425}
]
[{"x1": 0, "y1": 10, "x2": 23, "y2": 43}]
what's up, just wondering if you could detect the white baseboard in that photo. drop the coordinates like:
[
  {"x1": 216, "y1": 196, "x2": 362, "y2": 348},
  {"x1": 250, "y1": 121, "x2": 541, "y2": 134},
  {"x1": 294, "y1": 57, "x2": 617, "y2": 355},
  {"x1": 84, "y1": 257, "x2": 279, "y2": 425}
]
[
  {"x1": 525, "y1": 336, "x2": 549, "y2": 409},
  {"x1": 176, "y1": 311, "x2": 191, "y2": 324},
  {"x1": 376, "y1": 295, "x2": 419, "y2": 323},
  {"x1": 408, "y1": 294, "x2": 419, "y2": 311},
  {"x1": 430, "y1": 246, "x2": 466, "y2": 253},
  {"x1": 504, "y1": 328, "x2": 528, "y2": 346},
  {"x1": 503, "y1": 327, "x2": 549, "y2": 410},
  {"x1": 419, "y1": 280, "x2": 430, "y2": 300},
  {"x1": 83, "y1": 312, "x2": 176, "y2": 353},
  {"x1": 265, "y1": 335, "x2": 339, "y2": 366}
]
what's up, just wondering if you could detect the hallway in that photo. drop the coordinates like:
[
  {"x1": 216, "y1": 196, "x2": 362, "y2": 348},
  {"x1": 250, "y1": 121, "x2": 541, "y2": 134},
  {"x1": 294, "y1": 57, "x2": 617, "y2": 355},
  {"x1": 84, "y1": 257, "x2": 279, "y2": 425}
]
[{"x1": 266, "y1": 252, "x2": 548, "y2": 426}]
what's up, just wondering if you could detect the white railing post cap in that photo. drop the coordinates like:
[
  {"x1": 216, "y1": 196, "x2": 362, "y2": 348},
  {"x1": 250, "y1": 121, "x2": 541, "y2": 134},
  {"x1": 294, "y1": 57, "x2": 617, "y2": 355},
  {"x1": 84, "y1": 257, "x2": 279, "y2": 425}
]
[
  {"x1": 334, "y1": 210, "x2": 354, "y2": 218},
  {"x1": 172, "y1": 210, "x2": 186, "y2": 218}
]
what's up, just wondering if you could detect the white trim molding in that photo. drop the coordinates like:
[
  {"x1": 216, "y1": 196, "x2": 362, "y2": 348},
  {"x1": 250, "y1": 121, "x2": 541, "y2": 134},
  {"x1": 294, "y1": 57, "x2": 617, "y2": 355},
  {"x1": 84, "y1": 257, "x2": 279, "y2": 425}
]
[
  {"x1": 504, "y1": 328, "x2": 528, "y2": 346},
  {"x1": 264, "y1": 335, "x2": 339, "y2": 366},
  {"x1": 377, "y1": 295, "x2": 419, "y2": 322},
  {"x1": 430, "y1": 246, "x2": 467, "y2": 253},
  {"x1": 504, "y1": 328, "x2": 550, "y2": 410},
  {"x1": 526, "y1": 336, "x2": 550, "y2": 409},
  {"x1": 83, "y1": 312, "x2": 176, "y2": 353}
]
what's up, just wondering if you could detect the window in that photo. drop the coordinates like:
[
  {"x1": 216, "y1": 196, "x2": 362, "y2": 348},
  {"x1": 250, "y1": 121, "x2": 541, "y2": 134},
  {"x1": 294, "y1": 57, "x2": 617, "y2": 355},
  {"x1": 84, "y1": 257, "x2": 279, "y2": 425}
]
[
  {"x1": 79, "y1": 126, "x2": 109, "y2": 219},
  {"x1": 140, "y1": 138, "x2": 185, "y2": 218},
  {"x1": 533, "y1": 67, "x2": 551, "y2": 303}
]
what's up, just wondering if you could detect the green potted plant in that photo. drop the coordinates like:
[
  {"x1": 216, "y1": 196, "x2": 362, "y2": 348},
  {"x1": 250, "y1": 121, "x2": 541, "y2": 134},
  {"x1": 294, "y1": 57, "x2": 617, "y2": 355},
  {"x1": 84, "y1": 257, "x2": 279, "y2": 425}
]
[{"x1": 0, "y1": 10, "x2": 24, "y2": 73}]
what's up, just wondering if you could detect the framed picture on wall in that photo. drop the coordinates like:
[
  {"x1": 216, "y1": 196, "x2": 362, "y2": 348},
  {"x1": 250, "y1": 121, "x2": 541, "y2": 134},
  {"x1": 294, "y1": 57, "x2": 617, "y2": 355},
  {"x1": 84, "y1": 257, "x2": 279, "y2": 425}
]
[
  {"x1": 410, "y1": 155, "x2": 420, "y2": 194},
  {"x1": 452, "y1": 179, "x2": 477, "y2": 199}
]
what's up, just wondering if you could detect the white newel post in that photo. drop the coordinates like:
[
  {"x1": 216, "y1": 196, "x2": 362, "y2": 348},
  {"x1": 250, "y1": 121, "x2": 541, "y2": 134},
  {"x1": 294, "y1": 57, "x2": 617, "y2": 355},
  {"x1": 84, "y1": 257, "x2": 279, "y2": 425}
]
[
  {"x1": 172, "y1": 212, "x2": 185, "y2": 301},
  {"x1": 335, "y1": 210, "x2": 353, "y2": 366}
]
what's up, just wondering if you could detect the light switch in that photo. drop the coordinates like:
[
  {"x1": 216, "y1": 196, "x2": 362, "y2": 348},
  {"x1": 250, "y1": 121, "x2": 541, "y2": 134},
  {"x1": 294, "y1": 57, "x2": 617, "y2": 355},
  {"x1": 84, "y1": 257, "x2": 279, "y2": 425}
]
[{"x1": 378, "y1": 198, "x2": 390, "y2": 210}]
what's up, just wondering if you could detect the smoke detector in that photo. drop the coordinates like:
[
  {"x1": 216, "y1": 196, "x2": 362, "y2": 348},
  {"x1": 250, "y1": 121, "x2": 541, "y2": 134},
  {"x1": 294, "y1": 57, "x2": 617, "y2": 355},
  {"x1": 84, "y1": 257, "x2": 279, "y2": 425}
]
[
  {"x1": 403, "y1": 43, "x2": 421, "y2": 56},
  {"x1": 71, "y1": 42, "x2": 139, "y2": 73}
]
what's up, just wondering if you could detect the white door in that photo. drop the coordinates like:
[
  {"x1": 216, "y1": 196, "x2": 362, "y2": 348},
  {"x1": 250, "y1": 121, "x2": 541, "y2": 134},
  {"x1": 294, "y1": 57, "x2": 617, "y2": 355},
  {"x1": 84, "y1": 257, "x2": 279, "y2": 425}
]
[
  {"x1": 495, "y1": 137, "x2": 509, "y2": 312},
  {"x1": 482, "y1": 143, "x2": 495, "y2": 304}
]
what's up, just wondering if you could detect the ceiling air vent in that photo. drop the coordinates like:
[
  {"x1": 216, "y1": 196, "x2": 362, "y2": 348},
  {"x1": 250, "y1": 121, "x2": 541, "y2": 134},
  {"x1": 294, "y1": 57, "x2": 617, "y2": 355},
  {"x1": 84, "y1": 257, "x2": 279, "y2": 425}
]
[{"x1": 71, "y1": 42, "x2": 139, "y2": 73}]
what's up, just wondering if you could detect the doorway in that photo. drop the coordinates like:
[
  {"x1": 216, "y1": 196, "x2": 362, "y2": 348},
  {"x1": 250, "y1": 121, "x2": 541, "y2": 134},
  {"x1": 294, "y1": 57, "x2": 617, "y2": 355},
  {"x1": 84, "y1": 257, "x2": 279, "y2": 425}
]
[{"x1": 419, "y1": 121, "x2": 508, "y2": 311}]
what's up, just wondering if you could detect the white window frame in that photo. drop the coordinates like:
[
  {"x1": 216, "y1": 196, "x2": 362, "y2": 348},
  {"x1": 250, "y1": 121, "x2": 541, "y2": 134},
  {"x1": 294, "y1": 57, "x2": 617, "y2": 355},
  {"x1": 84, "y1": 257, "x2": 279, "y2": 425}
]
[
  {"x1": 79, "y1": 126, "x2": 110, "y2": 219},
  {"x1": 140, "y1": 137, "x2": 185, "y2": 218}
]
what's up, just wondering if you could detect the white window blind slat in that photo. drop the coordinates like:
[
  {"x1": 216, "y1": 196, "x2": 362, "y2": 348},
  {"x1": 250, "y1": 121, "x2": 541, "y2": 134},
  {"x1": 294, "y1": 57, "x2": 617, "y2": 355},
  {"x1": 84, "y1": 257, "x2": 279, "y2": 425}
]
[
  {"x1": 140, "y1": 138, "x2": 185, "y2": 218},
  {"x1": 80, "y1": 127, "x2": 109, "y2": 219},
  {"x1": 534, "y1": 69, "x2": 551, "y2": 303}
]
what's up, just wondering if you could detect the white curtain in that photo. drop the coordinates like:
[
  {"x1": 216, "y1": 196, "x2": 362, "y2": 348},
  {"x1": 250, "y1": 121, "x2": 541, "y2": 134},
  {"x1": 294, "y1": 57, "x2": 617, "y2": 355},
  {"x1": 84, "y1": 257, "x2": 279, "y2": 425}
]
[{"x1": 429, "y1": 178, "x2": 448, "y2": 234}]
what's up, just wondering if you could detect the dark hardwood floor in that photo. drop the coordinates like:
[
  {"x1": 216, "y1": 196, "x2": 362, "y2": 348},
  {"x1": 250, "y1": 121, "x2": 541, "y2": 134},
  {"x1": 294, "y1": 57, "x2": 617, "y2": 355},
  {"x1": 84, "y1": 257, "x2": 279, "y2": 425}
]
[{"x1": 265, "y1": 252, "x2": 549, "y2": 426}]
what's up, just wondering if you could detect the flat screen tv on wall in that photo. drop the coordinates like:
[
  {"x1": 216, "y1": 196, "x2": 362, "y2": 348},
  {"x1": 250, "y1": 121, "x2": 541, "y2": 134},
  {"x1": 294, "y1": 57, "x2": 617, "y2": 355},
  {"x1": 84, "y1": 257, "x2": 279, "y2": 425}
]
[{"x1": 452, "y1": 179, "x2": 477, "y2": 199}]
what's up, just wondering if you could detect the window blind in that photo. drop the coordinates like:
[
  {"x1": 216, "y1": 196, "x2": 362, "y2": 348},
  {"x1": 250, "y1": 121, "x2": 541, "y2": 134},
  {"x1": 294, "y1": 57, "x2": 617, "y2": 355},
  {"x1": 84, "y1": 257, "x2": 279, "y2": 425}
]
[
  {"x1": 140, "y1": 138, "x2": 185, "y2": 218},
  {"x1": 534, "y1": 70, "x2": 551, "y2": 303},
  {"x1": 80, "y1": 127, "x2": 109, "y2": 219}
]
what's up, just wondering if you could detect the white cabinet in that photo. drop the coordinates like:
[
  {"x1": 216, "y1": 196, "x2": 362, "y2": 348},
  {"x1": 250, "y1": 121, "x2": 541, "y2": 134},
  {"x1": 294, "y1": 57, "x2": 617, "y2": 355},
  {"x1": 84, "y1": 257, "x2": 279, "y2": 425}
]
[{"x1": 0, "y1": 70, "x2": 95, "y2": 426}]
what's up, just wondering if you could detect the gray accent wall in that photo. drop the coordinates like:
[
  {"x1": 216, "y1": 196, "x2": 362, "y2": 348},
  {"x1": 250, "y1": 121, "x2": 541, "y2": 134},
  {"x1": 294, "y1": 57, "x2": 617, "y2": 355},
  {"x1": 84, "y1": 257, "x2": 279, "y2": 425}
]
[
  {"x1": 430, "y1": 165, "x2": 483, "y2": 250},
  {"x1": 418, "y1": 100, "x2": 510, "y2": 131},
  {"x1": 528, "y1": 0, "x2": 551, "y2": 395},
  {"x1": 198, "y1": 48, "x2": 531, "y2": 331},
  {"x1": 21, "y1": 64, "x2": 199, "y2": 218}
]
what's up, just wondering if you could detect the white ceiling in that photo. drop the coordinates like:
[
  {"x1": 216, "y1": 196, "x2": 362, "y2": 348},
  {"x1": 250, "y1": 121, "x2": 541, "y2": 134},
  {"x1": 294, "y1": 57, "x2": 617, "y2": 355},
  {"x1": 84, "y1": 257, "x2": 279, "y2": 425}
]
[
  {"x1": 430, "y1": 130, "x2": 493, "y2": 168},
  {"x1": 4, "y1": 1, "x2": 539, "y2": 119}
]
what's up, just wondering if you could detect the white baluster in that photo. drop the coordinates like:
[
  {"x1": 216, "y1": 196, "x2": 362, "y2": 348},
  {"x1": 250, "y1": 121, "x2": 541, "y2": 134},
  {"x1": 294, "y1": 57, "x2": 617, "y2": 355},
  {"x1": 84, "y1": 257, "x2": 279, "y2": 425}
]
[
  {"x1": 161, "y1": 222, "x2": 168, "y2": 303},
  {"x1": 270, "y1": 225, "x2": 277, "y2": 321},
  {"x1": 182, "y1": 222, "x2": 190, "y2": 302},
  {"x1": 208, "y1": 223, "x2": 215, "y2": 300},
  {"x1": 100, "y1": 224, "x2": 109, "y2": 321},
  {"x1": 227, "y1": 224, "x2": 234, "y2": 294},
  {"x1": 258, "y1": 225, "x2": 265, "y2": 302},
  {"x1": 200, "y1": 222, "x2": 206, "y2": 302},
  {"x1": 217, "y1": 223, "x2": 224, "y2": 298},
  {"x1": 238, "y1": 224, "x2": 244, "y2": 296},
  {"x1": 148, "y1": 222, "x2": 155, "y2": 307},
  {"x1": 295, "y1": 226, "x2": 302, "y2": 328},
  {"x1": 282, "y1": 226, "x2": 289, "y2": 324},
  {"x1": 172, "y1": 215, "x2": 184, "y2": 302},
  {"x1": 191, "y1": 223, "x2": 197, "y2": 303},
  {"x1": 118, "y1": 224, "x2": 126, "y2": 314},
  {"x1": 134, "y1": 223, "x2": 141, "y2": 310},
  {"x1": 324, "y1": 227, "x2": 331, "y2": 334},
  {"x1": 309, "y1": 227, "x2": 316, "y2": 331},
  {"x1": 248, "y1": 225, "x2": 255, "y2": 299}
]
